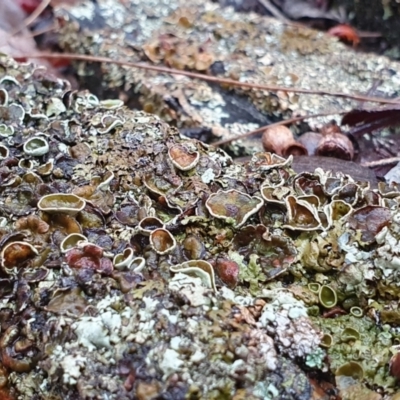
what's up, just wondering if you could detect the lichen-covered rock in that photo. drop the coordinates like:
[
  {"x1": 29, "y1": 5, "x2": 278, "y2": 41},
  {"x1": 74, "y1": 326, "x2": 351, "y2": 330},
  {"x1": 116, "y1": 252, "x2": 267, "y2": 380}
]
[
  {"x1": 259, "y1": 291, "x2": 322, "y2": 360},
  {"x1": 1, "y1": 53, "x2": 400, "y2": 399},
  {"x1": 52, "y1": 0, "x2": 400, "y2": 155}
]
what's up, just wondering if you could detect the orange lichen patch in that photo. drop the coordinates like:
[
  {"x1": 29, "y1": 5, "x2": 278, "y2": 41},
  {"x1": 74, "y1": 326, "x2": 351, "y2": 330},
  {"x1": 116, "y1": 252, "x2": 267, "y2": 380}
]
[
  {"x1": 41, "y1": 213, "x2": 82, "y2": 235},
  {"x1": 143, "y1": 34, "x2": 215, "y2": 71},
  {"x1": 72, "y1": 185, "x2": 96, "y2": 198}
]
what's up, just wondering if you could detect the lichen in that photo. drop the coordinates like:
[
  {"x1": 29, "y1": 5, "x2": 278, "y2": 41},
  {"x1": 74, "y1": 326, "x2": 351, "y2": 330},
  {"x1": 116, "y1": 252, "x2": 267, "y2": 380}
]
[
  {"x1": 1, "y1": 44, "x2": 400, "y2": 398},
  {"x1": 53, "y1": 0, "x2": 400, "y2": 154}
]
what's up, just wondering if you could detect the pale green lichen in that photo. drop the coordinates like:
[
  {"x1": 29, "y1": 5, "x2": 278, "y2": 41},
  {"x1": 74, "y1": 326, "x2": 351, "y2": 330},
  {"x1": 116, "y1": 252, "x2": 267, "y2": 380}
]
[
  {"x1": 238, "y1": 253, "x2": 266, "y2": 296},
  {"x1": 305, "y1": 348, "x2": 325, "y2": 369}
]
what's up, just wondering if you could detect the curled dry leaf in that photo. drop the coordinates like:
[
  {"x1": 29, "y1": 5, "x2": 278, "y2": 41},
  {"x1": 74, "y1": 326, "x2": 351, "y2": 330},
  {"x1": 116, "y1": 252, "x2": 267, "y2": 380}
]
[{"x1": 342, "y1": 104, "x2": 400, "y2": 138}]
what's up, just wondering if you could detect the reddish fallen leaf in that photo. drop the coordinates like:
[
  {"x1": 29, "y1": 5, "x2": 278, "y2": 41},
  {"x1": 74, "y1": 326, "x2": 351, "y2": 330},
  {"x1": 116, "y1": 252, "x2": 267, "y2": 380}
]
[
  {"x1": 0, "y1": 2, "x2": 27, "y2": 31},
  {"x1": 390, "y1": 352, "x2": 400, "y2": 380},
  {"x1": 47, "y1": 57, "x2": 71, "y2": 68},
  {"x1": 16, "y1": 0, "x2": 79, "y2": 14},
  {"x1": 16, "y1": 0, "x2": 41, "y2": 14},
  {"x1": 0, "y1": 28, "x2": 37, "y2": 59},
  {"x1": 328, "y1": 24, "x2": 360, "y2": 46}
]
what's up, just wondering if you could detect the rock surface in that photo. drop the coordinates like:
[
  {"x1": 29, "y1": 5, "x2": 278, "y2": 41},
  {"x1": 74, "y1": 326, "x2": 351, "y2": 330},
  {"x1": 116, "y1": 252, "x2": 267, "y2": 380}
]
[
  {"x1": 1, "y1": 50, "x2": 400, "y2": 399},
  {"x1": 3, "y1": 1, "x2": 400, "y2": 398},
  {"x1": 53, "y1": 0, "x2": 400, "y2": 159}
]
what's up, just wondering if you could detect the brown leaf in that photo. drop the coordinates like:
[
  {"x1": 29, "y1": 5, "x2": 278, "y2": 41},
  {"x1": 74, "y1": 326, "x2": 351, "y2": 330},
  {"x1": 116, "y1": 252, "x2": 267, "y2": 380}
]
[{"x1": 342, "y1": 104, "x2": 400, "y2": 137}]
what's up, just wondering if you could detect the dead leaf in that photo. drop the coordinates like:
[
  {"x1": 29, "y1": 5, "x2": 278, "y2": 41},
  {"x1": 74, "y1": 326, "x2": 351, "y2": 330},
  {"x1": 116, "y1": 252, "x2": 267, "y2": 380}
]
[{"x1": 342, "y1": 104, "x2": 400, "y2": 137}]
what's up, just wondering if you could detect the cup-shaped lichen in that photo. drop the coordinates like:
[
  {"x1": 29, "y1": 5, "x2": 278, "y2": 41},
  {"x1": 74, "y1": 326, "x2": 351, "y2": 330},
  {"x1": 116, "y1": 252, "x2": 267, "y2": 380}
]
[
  {"x1": 284, "y1": 195, "x2": 322, "y2": 231},
  {"x1": 170, "y1": 260, "x2": 216, "y2": 292},
  {"x1": 335, "y1": 361, "x2": 364, "y2": 380},
  {"x1": 23, "y1": 136, "x2": 49, "y2": 157},
  {"x1": 113, "y1": 248, "x2": 135, "y2": 269},
  {"x1": 341, "y1": 327, "x2": 360, "y2": 342},
  {"x1": 60, "y1": 233, "x2": 88, "y2": 253},
  {"x1": 0, "y1": 144, "x2": 9, "y2": 160},
  {"x1": 320, "y1": 333, "x2": 333, "y2": 348},
  {"x1": 1, "y1": 241, "x2": 39, "y2": 270},
  {"x1": 319, "y1": 285, "x2": 337, "y2": 309},
  {"x1": 205, "y1": 189, "x2": 263, "y2": 228},
  {"x1": 128, "y1": 257, "x2": 145, "y2": 273},
  {"x1": 308, "y1": 283, "x2": 321, "y2": 294},
  {"x1": 137, "y1": 217, "x2": 164, "y2": 236},
  {"x1": 149, "y1": 228, "x2": 176, "y2": 255},
  {"x1": 38, "y1": 193, "x2": 86, "y2": 216},
  {"x1": 168, "y1": 144, "x2": 200, "y2": 171},
  {"x1": 350, "y1": 306, "x2": 363, "y2": 318}
]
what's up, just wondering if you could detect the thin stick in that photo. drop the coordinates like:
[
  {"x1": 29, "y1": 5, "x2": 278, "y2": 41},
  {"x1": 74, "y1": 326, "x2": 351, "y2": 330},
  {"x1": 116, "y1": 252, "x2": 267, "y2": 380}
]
[
  {"x1": 14, "y1": 52, "x2": 400, "y2": 105},
  {"x1": 361, "y1": 157, "x2": 400, "y2": 168},
  {"x1": 30, "y1": 24, "x2": 57, "y2": 38},
  {"x1": 258, "y1": 0, "x2": 290, "y2": 22},
  {"x1": 212, "y1": 111, "x2": 347, "y2": 146},
  {"x1": 11, "y1": 0, "x2": 51, "y2": 36}
]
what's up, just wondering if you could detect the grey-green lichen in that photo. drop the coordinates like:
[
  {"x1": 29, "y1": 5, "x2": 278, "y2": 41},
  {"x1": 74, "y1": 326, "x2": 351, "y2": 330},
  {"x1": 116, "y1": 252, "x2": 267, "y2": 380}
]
[
  {"x1": 1, "y1": 49, "x2": 400, "y2": 399},
  {"x1": 53, "y1": 0, "x2": 400, "y2": 154},
  {"x1": 311, "y1": 314, "x2": 398, "y2": 389}
]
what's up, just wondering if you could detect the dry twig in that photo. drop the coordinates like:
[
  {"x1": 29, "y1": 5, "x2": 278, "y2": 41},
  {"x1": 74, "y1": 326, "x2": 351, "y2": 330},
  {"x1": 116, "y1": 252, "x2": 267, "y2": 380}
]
[
  {"x1": 361, "y1": 157, "x2": 400, "y2": 168},
  {"x1": 258, "y1": 0, "x2": 290, "y2": 22},
  {"x1": 15, "y1": 52, "x2": 400, "y2": 106},
  {"x1": 12, "y1": 51, "x2": 400, "y2": 149},
  {"x1": 11, "y1": 0, "x2": 51, "y2": 36},
  {"x1": 29, "y1": 24, "x2": 58, "y2": 38}
]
